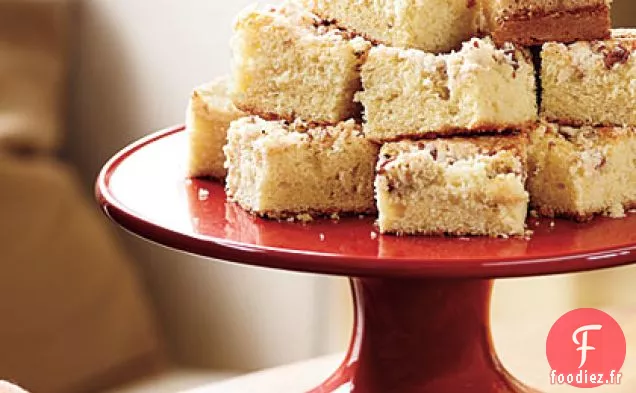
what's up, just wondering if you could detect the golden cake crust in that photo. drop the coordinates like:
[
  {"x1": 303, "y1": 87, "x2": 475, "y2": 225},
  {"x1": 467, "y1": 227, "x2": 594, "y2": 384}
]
[
  {"x1": 232, "y1": 102, "x2": 364, "y2": 126},
  {"x1": 239, "y1": 206, "x2": 375, "y2": 222},
  {"x1": 491, "y1": 5, "x2": 611, "y2": 46}
]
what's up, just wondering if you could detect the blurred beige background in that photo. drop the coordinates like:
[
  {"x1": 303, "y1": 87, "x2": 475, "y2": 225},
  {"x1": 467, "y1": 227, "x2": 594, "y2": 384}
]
[
  {"x1": 1, "y1": 0, "x2": 635, "y2": 392},
  {"x1": 67, "y1": 0, "x2": 351, "y2": 373}
]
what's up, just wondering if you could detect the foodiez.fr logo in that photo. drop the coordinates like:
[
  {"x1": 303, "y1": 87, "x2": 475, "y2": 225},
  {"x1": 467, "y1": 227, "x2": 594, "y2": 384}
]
[{"x1": 546, "y1": 308, "x2": 627, "y2": 388}]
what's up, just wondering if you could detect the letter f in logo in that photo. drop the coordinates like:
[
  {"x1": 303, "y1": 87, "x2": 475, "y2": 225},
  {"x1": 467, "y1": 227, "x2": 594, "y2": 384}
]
[{"x1": 573, "y1": 325, "x2": 603, "y2": 368}]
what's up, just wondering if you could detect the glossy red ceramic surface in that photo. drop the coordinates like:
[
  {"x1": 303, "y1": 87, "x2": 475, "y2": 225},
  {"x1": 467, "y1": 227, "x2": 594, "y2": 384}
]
[
  {"x1": 312, "y1": 278, "x2": 537, "y2": 393},
  {"x1": 96, "y1": 126, "x2": 636, "y2": 279}
]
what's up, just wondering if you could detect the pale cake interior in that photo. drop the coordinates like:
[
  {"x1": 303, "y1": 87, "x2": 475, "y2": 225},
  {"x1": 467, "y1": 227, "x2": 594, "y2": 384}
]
[
  {"x1": 224, "y1": 116, "x2": 379, "y2": 219},
  {"x1": 528, "y1": 122, "x2": 636, "y2": 221},
  {"x1": 358, "y1": 38, "x2": 537, "y2": 141},
  {"x1": 541, "y1": 29, "x2": 636, "y2": 127},
  {"x1": 187, "y1": 76, "x2": 245, "y2": 179},
  {"x1": 376, "y1": 135, "x2": 530, "y2": 237},
  {"x1": 230, "y1": 2, "x2": 370, "y2": 124}
]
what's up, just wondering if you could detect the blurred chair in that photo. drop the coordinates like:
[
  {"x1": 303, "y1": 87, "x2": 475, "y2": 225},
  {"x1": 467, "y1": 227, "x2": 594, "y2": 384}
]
[{"x1": 0, "y1": 1, "x2": 235, "y2": 392}]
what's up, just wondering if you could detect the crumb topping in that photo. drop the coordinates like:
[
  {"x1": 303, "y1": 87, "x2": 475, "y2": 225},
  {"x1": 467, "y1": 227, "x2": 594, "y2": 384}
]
[
  {"x1": 541, "y1": 122, "x2": 636, "y2": 176},
  {"x1": 376, "y1": 37, "x2": 530, "y2": 81},
  {"x1": 454, "y1": 38, "x2": 530, "y2": 76},
  {"x1": 601, "y1": 44, "x2": 631, "y2": 69},
  {"x1": 552, "y1": 123, "x2": 635, "y2": 146},
  {"x1": 258, "y1": 2, "x2": 371, "y2": 51},
  {"x1": 191, "y1": 77, "x2": 243, "y2": 117},
  {"x1": 377, "y1": 138, "x2": 526, "y2": 189},
  {"x1": 231, "y1": 116, "x2": 368, "y2": 151},
  {"x1": 547, "y1": 36, "x2": 636, "y2": 83}
]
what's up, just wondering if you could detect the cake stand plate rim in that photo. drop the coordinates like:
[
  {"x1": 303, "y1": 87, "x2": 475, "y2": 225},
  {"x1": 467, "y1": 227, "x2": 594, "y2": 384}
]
[{"x1": 95, "y1": 125, "x2": 636, "y2": 279}]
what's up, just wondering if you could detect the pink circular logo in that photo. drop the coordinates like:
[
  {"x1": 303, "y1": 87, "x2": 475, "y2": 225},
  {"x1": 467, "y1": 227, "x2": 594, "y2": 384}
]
[{"x1": 546, "y1": 308, "x2": 626, "y2": 388}]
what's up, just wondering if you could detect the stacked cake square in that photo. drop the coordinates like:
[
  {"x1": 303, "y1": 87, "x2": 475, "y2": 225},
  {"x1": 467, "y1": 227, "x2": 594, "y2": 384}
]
[
  {"x1": 529, "y1": 29, "x2": 636, "y2": 221},
  {"x1": 186, "y1": 0, "x2": 635, "y2": 237}
]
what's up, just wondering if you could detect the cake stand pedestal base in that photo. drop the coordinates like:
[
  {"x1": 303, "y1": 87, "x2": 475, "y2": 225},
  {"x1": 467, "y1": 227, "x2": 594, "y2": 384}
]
[{"x1": 312, "y1": 278, "x2": 539, "y2": 393}]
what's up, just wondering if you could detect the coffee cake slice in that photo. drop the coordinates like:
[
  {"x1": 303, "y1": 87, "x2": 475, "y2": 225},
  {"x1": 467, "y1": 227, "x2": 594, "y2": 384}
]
[
  {"x1": 376, "y1": 133, "x2": 529, "y2": 237},
  {"x1": 230, "y1": 2, "x2": 370, "y2": 124},
  {"x1": 541, "y1": 30, "x2": 636, "y2": 128},
  {"x1": 299, "y1": 0, "x2": 480, "y2": 53},
  {"x1": 224, "y1": 116, "x2": 379, "y2": 220},
  {"x1": 528, "y1": 122, "x2": 636, "y2": 222},
  {"x1": 187, "y1": 77, "x2": 245, "y2": 179},
  {"x1": 358, "y1": 37, "x2": 537, "y2": 142},
  {"x1": 486, "y1": 0, "x2": 611, "y2": 46}
]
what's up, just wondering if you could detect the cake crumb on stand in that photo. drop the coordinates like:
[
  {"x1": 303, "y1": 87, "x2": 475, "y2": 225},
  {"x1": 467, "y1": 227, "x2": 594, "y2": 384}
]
[{"x1": 198, "y1": 188, "x2": 210, "y2": 201}]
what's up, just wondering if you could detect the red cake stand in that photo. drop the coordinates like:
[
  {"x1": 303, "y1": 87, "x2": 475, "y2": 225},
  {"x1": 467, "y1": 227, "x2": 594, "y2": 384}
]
[{"x1": 96, "y1": 126, "x2": 636, "y2": 393}]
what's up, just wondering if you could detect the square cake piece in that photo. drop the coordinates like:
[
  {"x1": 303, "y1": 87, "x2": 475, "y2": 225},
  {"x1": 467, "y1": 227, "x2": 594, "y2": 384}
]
[
  {"x1": 376, "y1": 133, "x2": 530, "y2": 237},
  {"x1": 299, "y1": 0, "x2": 480, "y2": 53},
  {"x1": 486, "y1": 0, "x2": 611, "y2": 46},
  {"x1": 358, "y1": 38, "x2": 537, "y2": 142},
  {"x1": 528, "y1": 122, "x2": 636, "y2": 221},
  {"x1": 230, "y1": 2, "x2": 370, "y2": 124},
  {"x1": 541, "y1": 30, "x2": 636, "y2": 128},
  {"x1": 224, "y1": 116, "x2": 379, "y2": 220},
  {"x1": 187, "y1": 77, "x2": 245, "y2": 179}
]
